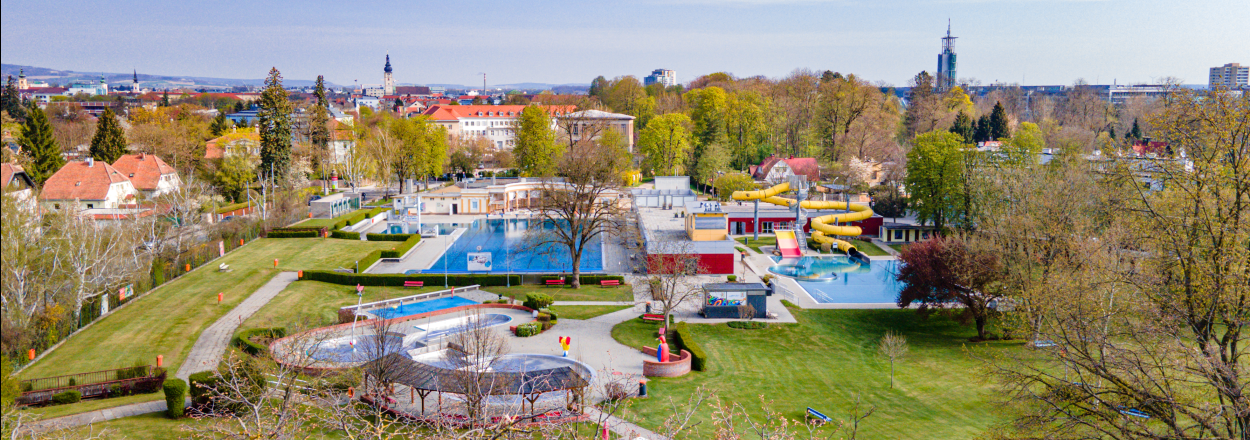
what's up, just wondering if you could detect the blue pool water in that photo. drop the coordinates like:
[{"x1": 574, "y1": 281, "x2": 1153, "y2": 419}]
[
  {"x1": 367, "y1": 296, "x2": 479, "y2": 320},
  {"x1": 770, "y1": 256, "x2": 903, "y2": 304},
  {"x1": 416, "y1": 219, "x2": 604, "y2": 274}
]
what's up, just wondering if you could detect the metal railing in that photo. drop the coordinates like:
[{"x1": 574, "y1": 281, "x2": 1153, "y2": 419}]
[{"x1": 341, "y1": 285, "x2": 482, "y2": 314}]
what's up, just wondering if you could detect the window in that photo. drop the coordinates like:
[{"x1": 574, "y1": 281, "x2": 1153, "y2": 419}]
[
  {"x1": 893, "y1": 230, "x2": 903, "y2": 240},
  {"x1": 87, "y1": 203, "x2": 94, "y2": 209},
  {"x1": 761, "y1": 222, "x2": 775, "y2": 233}
]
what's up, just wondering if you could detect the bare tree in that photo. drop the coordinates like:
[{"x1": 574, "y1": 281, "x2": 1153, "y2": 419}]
[
  {"x1": 644, "y1": 248, "x2": 704, "y2": 328},
  {"x1": 877, "y1": 331, "x2": 909, "y2": 389}
]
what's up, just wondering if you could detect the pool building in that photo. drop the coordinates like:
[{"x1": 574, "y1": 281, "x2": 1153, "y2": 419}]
[{"x1": 638, "y1": 200, "x2": 737, "y2": 274}]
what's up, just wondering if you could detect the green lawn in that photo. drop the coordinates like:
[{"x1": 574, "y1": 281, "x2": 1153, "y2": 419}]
[
  {"x1": 548, "y1": 305, "x2": 633, "y2": 320},
  {"x1": 850, "y1": 239, "x2": 890, "y2": 256},
  {"x1": 485, "y1": 285, "x2": 633, "y2": 303},
  {"x1": 20, "y1": 238, "x2": 394, "y2": 381},
  {"x1": 735, "y1": 236, "x2": 776, "y2": 253},
  {"x1": 612, "y1": 306, "x2": 1023, "y2": 439},
  {"x1": 889, "y1": 243, "x2": 909, "y2": 253},
  {"x1": 242, "y1": 281, "x2": 447, "y2": 331}
]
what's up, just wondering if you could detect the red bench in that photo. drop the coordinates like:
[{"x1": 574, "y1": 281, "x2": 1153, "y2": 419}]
[
  {"x1": 600, "y1": 279, "x2": 621, "y2": 287},
  {"x1": 403, "y1": 281, "x2": 424, "y2": 288},
  {"x1": 545, "y1": 279, "x2": 565, "y2": 286},
  {"x1": 642, "y1": 313, "x2": 664, "y2": 322}
]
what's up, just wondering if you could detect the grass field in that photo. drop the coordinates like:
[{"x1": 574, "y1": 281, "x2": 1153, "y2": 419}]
[
  {"x1": 485, "y1": 285, "x2": 633, "y2": 303},
  {"x1": 849, "y1": 239, "x2": 890, "y2": 256},
  {"x1": 889, "y1": 243, "x2": 909, "y2": 253},
  {"x1": 19, "y1": 238, "x2": 395, "y2": 381},
  {"x1": 612, "y1": 306, "x2": 1023, "y2": 439},
  {"x1": 241, "y1": 281, "x2": 447, "y2": 331},
  {"x1": 548, "y1": 305, "x2": 633, "y2": 320},
  {"x1": 735, "y1": 236, "x2": 776, "y2": 253}
]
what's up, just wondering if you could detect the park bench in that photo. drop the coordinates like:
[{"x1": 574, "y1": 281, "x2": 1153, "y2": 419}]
[
  {"x1": 599, "y1": 279, "x2": 621, "y2": 287},
  {"x1": 403, "y1": 281, "x2": 424, "y2": 288},
  {"x1": 642, "y1": 313, "x2": 664, "y2": 322},
  {"x1": 545, "y1": 279, "x2": 565, "y2": 286},
  {"x1": 806, "y1": 407, "x2": 833, "y2": 425}
]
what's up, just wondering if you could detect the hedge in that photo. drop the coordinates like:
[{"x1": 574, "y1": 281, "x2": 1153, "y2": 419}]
[
  {"x1": 515, "y1": 322, "x2": 542, "y2": 337},
  {"x1": 330, "y1": 230, "x2": 361, "y2": 240},
  {"x1": 301, "y1": 270, "x2": 522, "y2": 287},
  {"x1": 267, "y1": 230, "x2": 320, "y2": 238},
  {"x1": 538, "y1": 275, "x2": 627, "y2": 285},
  {"x1": 189, "y1": 372, "x2": 217, "y2": 408},
  {"x1": 214, "y1": 201, "x2": 251, "y2": 214},
  {"x1": 672, "y1": 322, "x2": 707, "y2": 371},
  {"x1": 232, "y1": 327, "x2": 287, "y2": 356},
  {"x1": 359, "y1": 250, "x2": 384, "y2": 272},
  {"x1": 366, "y1": 233, "x2": 417, "y2": 242},
  {"x1": 523, "y1": 293, "x2": 554, "y2": 310},
  {"x1": 379, "y1": 235, "x2": 421, "y2": 258},
  {"x1": 163, "y1": 378, "x2": 187, "y2": 418},
  {"x1": 51, "y1": 390, "x2": 82, "y2": 405}
]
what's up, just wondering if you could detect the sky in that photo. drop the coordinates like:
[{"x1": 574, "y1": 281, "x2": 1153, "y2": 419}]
[{"x1": 2, "y1": 0, "x2": 1247, "y2": 88}]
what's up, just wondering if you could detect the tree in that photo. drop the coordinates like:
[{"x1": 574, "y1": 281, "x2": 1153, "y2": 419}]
[
  {"x1": 588, "y1": 75, "x2": 609, "y2": 100},
  {"x1": 725, "y1": 90, "x2": 772, "y2": 169},
  {"x1": 209, "y1": 112, "x2": 229, "y2": 137},
  {"x1": 713, "y1": 172, "x2": 756, "y2": 202},
  {"x1": 2, "y1": 76, "x2": 24, "y2": 120},
  {"x1": 895, "y1": 235, "x2": 1004, "y2": 340},
  {"x1": 949, "y1": 112, "x2": 974, "y2": 144},
  {"x1": 868, "y1": 184, "x2": 908, "y2": 222},
  {"x1": 258, "y1": 68, "x2": 293, "y2": 183},
  {"x1": 1002, "y1": 121, "x2": 1044, "y2": 165},
  {"x1": 974, "y1": 114, "x2": 991, "y2": 143},
  {"x1": 637, "y1": 113, "x2": 693, "y2": 176},
  {"x1": 989, "y1": 101, "x2": 1010, "y2": 140},
  {"x1": 529, "y1": 137, "x2": 627, "y2": 289},
  {"x1": 214, "y1": 155, "x2": 257, "y2": 202},
  {"x1": 644, "y1": 250, "x2": 704, "y2": 328},
  {"x1": 904, "y1": 131, "x2": 966, "y2": 231},
  {"x1": 904, "y1": 71, "x2": 946, "y2": 137},
  {"x1": 877, "y1": 331, "x2": 909, "y2": 389},
  {"x1": 160, "y1": 90, "x2": 170, "y2": 107},
  {"x1": 448, "y1": 135, "x2": 488, "y2": 178},
  {"x1": 1128, "y1": 117, "x2": 1142, "y2": 140},
  {"x1": 309, "y1": 75, "x2": 331, "y2": 175},
  {"x1": 512, "y1": 106, "x2": 560, "y2": 177},
  {"x1": 88, "y1": 107, "x2": 127, "y2": 163},
  {"x1": 18, "y1": 102, "x2": 64, "y2": 185}
]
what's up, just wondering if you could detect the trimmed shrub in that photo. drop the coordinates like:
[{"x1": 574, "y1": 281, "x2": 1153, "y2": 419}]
[
  {"x1": 523, "y1": 293, "x2": 554, "y2": 310},
  {"x1": 379, "y1": 235, "x2": 421, "y2": 258},
  {"x1": 188, "y1": 372, "x2": 218, "y2": 408},
  {"x1": 330, "y1": 230, "x2": 361, "y2": 240},
  {"x1": 541, "y1": 321, "x2": 555, "y2": 331},
  {"x1": 163, "y1": 378, "x2": 187, "y2": 418},
  {"x1": 51, "y1": 390, "x2": 81, "y2": 405},
  {"x1": 358, "y1": 250, "x2": 384, "y2": 273},
  {"x1": 301, "y1": 270, "x2": 521, "y2": 287},
  {"x1": 232, "y1": 327, "x2": 287, "y2": 356},
  {"x1": 214, "y1": 201, "x2": 251, "y2": 214},
  {"x1": 109, "y1": 384, "x2": 124, "y2": 397},
  {"x1": 727, "y1": 321, "x2": 768, "y2": 329},
  {"x1": 543, "y1": 309, "x2": 559, "y2": 321},
  {"x1": 267, "y1": 229, "x2": 319, "y2": 238},
  {"x1": 727, "y1": 275, "x2": 738, "y2": 282},
  {"x1": 673, "y1": 322, "x2": 707, "y2": 371},
  {"x1": 366, "y1": 233, "x2": 416, "y2": 242},
  {"x1": 514, "y1": 322, "x2": 542, "y2": 337}
]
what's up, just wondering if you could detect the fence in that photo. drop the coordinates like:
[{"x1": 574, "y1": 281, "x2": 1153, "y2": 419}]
[{"x1": 16, "y1": 365, "x2": 165, "y2": 406}]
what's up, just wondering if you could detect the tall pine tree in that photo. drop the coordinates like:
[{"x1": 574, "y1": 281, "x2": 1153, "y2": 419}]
[
  {"x1": 209, "y1": 113, "x2": 228, "y2": 137},
  {"x1": 1129, "y1": 118, "x2": 1142, "y2": 140},
  {"x1": 950, "y1": 112, "x2": 975, "y2": 144},
  {"x1": 258, "y1": 68, "x2": 293, "y2": 183},
  {"x1": 310, "y1": 75, "x2": 331, "y2": 174},
  {"x1": 2, "y1": 76, "x2": 24, "y2": 120},
  {"x1": 989, "y1": 101, "x2": 1010, "y2": 140},
  {"x1": 89, "y1": 108, "x2": 128, "y2": 163},
  {"x1": 974, "y1": 115, "x2": 991, "y2": 143},
  {"x1": 20, "y1": 102, "x2": 64, "y2": 185},
  {"x1": 160, "y1": 90, "x2": 170, "y2": 107}
]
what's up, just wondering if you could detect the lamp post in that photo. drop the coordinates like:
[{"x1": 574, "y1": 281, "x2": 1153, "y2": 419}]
[{"x1": 351, "y1": 283, "x2": 364, "y2": 347}]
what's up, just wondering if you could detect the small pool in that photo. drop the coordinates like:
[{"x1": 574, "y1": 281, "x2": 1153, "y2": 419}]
[
  {"x1": 307, "y1": 334, "x2": 420, "y2": 363},
  {"x1": 771, "y1": 256, "x2": 903, "y2": 304},
  {"x1": 366, "y1": 296, "x2": 479, "y2": 320}
]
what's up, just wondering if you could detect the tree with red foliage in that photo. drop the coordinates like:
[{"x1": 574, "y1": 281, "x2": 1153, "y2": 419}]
[{"x1": 895, "y1": 236, "x2": 1004, "y2": 340}]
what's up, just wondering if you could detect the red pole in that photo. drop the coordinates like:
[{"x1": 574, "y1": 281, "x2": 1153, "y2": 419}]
[
  {"x1": 218, "y1": 292, "x2": 223, "y2": 304},
  {"x1": 601, "y1": 424, "x2": 609, "y2": 439},
  {"x1": 28, "y1": 348, "x2": 35, "y2": 360},
  {"x1": 185, "y1": 263, "x2": 191, "y2": 272},
  {"x1": 157, "y1": 355, "x2": 164, "y2": 367},
  {"x1": 239, "y1": 238, "x2": 244, "y2": 246},
  {"x1": 274, "y1": 259, "x2": 278, "y2": 268}
]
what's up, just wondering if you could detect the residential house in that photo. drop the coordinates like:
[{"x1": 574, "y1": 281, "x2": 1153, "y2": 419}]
[
  {"x1": 1, "y1": 163, "x2": 37, "y2": 210},
  {"x1": 111, "y1": 153, "x2": 181, "y2": 198},
  {"x1": 205, "y1": 130, "x2": 261, "y2": 159},
  {"x1": 39, "y1": 158, "x2": 139, "y2": 211},
  {"x1": 749, "y1": 156, "x2": 820, "y2": 183}
]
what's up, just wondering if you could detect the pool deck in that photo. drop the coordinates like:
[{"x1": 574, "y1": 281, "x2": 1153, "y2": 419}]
[{"x1": 367, "y1": 228, "x2": 466, "y2": 274}]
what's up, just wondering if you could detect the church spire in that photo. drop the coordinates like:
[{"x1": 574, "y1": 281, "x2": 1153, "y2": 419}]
[{"x1": 384, "y1": 53, "x2": 393, "y2": 74}]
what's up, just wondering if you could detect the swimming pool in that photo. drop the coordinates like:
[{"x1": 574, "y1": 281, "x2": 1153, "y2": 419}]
[
  {"x1": 771, "y1": 256, "x2": 903, "y2": 304},
  {"x1": 417, "y1": 219, "x2": 604, "y2": 274},
  {"x1": 366, "y1": 296, "x2": 479, "y2": 320}
]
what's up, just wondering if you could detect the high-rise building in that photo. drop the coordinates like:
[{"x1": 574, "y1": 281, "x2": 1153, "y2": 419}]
[
  {"x1": 644, "y1": 69, "x2": 677, "y2": 87},
  {"x1": 936, "y1": 22, "x2": 957, "y2": 91},
  {"x1": 1209, "y1": 63, "x2": 1248, "y2": 90},
  {"x1": 383, "y1": 53, "x2": 395, "y2": 95}
]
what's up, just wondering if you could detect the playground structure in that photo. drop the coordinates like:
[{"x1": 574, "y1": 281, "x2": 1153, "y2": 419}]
[{"x1": 731, "y1": 178, "x2": 875, "y2": 257}]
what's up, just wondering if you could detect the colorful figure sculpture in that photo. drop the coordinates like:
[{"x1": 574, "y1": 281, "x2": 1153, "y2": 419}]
[{"x1": 559, "y1": 336, "x2": 571, "y2": 357}]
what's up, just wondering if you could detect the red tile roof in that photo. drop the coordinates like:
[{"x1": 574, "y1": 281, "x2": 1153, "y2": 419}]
[
  {"x1": 1132, "y1": 140, "x2": 1169, "y2": 156},
  {"x1": 111, "y1": 153, "x2": 176, "y2": 191},
  {"x1": 751, "y1": 156, "x2": 820, "y2": 181},
  {"x1": 1, "y1": 163, "x2": 28, "y2": 189},
  {"x1": 40, "y1": 160, "x2": 132, "y2": 201}
]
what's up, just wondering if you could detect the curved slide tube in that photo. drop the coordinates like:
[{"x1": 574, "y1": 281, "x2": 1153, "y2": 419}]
[{"x1": 732, "y1": 182, "x2": 875, "y2": 254}]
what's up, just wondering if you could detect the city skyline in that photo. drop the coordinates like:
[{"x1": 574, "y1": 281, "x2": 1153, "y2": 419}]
[{"x1": 2, "y1": 0, "x2": 1247, "y2": 88}]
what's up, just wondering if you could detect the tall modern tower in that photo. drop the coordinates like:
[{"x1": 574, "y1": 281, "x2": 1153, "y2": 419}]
[
  {"x1": 383, "y1": 53, "x2": 395, "y2": 95},
  {"x1": 936, "y1": 21, "x2": 957, "y2": 91}
]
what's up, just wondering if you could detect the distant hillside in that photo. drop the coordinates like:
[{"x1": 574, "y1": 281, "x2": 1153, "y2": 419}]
[
  {"x1": 0, "y1": 64, "x2": 332, "y2": 88},
  {"x1": 425, "y1": 83, "x2": 589, "y2": 93}
]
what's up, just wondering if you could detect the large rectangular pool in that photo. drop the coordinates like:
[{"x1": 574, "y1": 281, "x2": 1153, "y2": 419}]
[{"x1": 417, "y1": 219, "x2": 604, "y2": 274}]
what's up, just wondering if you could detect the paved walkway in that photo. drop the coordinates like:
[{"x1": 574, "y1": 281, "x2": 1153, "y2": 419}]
[
  {"x1": 552, "y1": 301, "x2": 634, "y2": 306},
  {"x1": 585, "y1": 407, "x2": 669, "y2": 440},
  {"x1": 24, "y1": 399, "x2": 171, "y2": 432},
  {"x1": 176, "y1": 271, "x2": 299, "y2": 380}
]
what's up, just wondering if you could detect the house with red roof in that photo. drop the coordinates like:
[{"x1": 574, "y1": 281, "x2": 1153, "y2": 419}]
[
  {"x1": 39, "y1": 158, "x2": 139, "y2": 212},
  {"x1": 749, "y1": 156, "x2": 820, "y2": 183},
  {"x1": 111, "y1": 153, "x2": 181, "y2": 198},
  {"x1": 205, "y1": 130, "x2": 261, "y2": 159},
  {"x1": 2, "y1": 163, "x2": 37, "y2": 210},
  {"x1": 421, "y1": 105, "x2": 576, "y2": 150}
]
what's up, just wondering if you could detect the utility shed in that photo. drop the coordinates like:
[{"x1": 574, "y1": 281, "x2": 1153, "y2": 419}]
[{"x1": 701, "y1": 282, "x2": 771, "y2": 319}]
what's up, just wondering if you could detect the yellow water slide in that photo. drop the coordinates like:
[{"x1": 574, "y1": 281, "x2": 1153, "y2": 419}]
[{"x1": 731, "y1": 182, "x2": 875, "y2": 254}]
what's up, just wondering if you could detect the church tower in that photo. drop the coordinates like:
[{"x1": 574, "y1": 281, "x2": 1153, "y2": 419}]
[
  {"x1": 17, "y1": 69, "x2": 29, "y2": 90},
  {"x1": 383, "y1": 53, "x2": 395, "y2": 95},
  {"x1": 133, "y1": 69, "x2": 140, "y2": 92}
]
